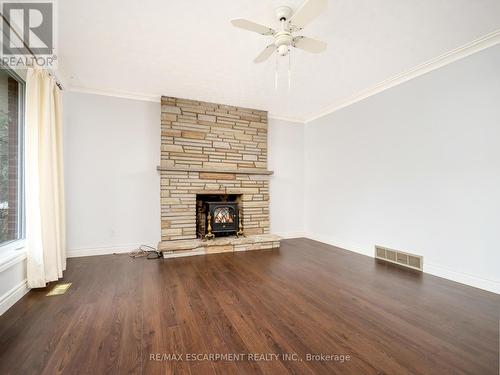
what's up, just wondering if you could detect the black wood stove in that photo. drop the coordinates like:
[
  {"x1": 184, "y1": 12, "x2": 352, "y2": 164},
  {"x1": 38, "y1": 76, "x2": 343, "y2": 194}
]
[
  {"x1": 206, "y1": 201, "x2": 239, "y2": 237},
  {"x1": 196, "y1": 194, "x2": 244, "y2": 240}
]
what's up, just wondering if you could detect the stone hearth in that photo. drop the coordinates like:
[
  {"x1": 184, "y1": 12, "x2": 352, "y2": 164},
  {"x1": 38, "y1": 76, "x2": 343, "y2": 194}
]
[
  {"x1": 159, "y1": 234, "x2": 281, "y2": 258},
  {"x1": 158, "y1": 96, "x2": 280, "y2": 256}
]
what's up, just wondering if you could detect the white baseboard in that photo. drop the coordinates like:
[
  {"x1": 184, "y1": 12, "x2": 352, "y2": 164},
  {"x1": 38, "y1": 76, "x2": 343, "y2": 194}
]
[
  {"x1": 424, "y1": 263, "x2": 500, "y2": 294},
  {"x1": 304, "y1": 233, "x2": 373, "y2": 257},
  {"x1": 303, "y1": 232, "x2": 499, "y2": 295},
  {"x1": 275, "y1": 231, "x2": 308, "y2": 239},
  {"x1": 67, "y1": 243, "x2": 154, "y2": 258},
  {"x1": 0, "y1": 279, "x2": 29, "y2": 316}
]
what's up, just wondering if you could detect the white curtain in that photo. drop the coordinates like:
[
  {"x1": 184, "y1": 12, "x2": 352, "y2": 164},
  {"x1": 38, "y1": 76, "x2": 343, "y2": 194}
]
[{"x1": 25, "y1": 68, "x2": 66, "y2": 288}]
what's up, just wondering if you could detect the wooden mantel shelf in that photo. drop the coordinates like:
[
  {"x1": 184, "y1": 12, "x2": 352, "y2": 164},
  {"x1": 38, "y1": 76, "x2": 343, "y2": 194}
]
[{"x1": 156, "y1": 165, "x2": 274, "y2": 175}]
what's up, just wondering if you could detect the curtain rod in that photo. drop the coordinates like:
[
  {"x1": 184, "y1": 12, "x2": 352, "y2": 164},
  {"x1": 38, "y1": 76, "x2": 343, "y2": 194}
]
[{"x1": 48, "y1": 71, "x2": 63, "y2": 91}]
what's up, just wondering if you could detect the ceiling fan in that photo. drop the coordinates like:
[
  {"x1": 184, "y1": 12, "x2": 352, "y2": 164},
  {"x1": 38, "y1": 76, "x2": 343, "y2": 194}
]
[{"x1": 231, "y1": 0, "x2": 328, "y2": 64}]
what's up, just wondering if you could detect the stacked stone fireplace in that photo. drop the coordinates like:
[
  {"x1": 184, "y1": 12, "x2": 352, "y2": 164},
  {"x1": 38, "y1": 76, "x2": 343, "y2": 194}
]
[{"x1": 158, "y1": 96, "x2": 280, "y2": 256}]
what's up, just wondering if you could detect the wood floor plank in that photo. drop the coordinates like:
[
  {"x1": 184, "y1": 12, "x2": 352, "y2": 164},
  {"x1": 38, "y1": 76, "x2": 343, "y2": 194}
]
[{"x1": 0, "y1": 238, "x2": 498, "y2": 375}]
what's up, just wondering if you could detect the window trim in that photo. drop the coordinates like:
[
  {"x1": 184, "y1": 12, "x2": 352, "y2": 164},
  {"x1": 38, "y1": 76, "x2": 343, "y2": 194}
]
[
  {"x1": 0, "y1": 239, "x2": 26, "y2": 273},
  {"x1": 0, "y1": 238, "x2": 25, "y2": 253},
  {"x1": 0, "y1": 65, "x2": 26, "y2": 252}
]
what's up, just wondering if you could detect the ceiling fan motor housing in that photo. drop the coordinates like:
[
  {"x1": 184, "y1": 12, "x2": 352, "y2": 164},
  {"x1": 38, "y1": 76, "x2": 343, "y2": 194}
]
[
  {"x1": 274, "y1": 6, "x2": 293, "y2": 56},
  {"x1": 274, "y1": 31, "x2": 293, "y2": 56},
  {"x1": 274, "y1": 31, "x2": 293, "y2": 46}
]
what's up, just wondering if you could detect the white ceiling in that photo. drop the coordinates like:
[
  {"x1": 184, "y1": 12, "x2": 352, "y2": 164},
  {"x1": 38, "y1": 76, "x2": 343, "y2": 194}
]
[{"x1": 58, "y1": 0, "x2": 500, "y2": 121}]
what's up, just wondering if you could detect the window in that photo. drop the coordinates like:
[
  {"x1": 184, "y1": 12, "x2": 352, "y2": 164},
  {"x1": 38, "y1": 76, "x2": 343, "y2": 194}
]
[{"x1": 0, "y1": 68, "x2": 24, "y2": 247}]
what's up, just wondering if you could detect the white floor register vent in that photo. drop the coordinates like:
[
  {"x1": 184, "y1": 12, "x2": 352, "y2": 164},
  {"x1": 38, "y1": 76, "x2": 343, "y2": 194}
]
[{"x1": 375, "y1": 246, "x2": 423, "y2": 271}]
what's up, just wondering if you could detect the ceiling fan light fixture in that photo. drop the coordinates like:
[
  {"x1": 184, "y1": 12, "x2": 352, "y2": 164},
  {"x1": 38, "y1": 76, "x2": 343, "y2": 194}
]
[{"x1": 278, "y1": 45, "x2": 289, "y2": 56}]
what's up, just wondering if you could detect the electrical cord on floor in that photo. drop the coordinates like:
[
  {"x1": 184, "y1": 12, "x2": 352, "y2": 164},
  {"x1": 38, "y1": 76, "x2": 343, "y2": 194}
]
[{"x1": 129, "y1": 245, "x2": 162, "y2": 259}]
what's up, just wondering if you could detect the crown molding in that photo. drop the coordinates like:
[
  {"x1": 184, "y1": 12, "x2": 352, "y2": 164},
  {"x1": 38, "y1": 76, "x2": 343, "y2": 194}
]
[
  {"x1": 68, "y1": 85, "x2": 161, "y2": 103},
  {"x1": 66, "y1": 30, "x2": 500, "y2": 125},
  {"x1": 267, "y1": 113, "x2": 305, "y2": 123},
  {"x1": 66, "y1": 85, "x2": 306, "y2": 123},
  {"x1": 304, "y1": 29, "x2": 500, "y2": 123}
]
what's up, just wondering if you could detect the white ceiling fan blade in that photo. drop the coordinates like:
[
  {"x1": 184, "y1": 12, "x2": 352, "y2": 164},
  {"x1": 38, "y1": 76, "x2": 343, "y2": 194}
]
[
  {"x1": 253, "y1": 44, "x2": 276, "y2": 64},
  {"x1": 292, "y1": 36, "x2": 327, "y2": 53},
  {"x1": 231, "y1": 19, "x2": 275, "y2": 36},
  {"x1": 288, "y1": 0, "x2": 327, "y2": 30}
]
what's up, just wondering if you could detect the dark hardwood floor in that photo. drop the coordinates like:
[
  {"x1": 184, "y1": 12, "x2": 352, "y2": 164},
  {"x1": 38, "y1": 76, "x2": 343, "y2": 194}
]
[{"x1": 0, "y1": 238, "x2": 498, "y2": 374}]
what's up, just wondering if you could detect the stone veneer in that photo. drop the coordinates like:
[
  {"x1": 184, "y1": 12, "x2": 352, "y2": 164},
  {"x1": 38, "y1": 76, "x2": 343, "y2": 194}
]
[{"x1": 158, "y1": 96, "x2": 279, "y2": 253}]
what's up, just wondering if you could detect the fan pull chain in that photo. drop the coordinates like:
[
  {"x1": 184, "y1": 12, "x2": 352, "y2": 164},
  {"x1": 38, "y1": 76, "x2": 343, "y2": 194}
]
[
  {"x1": 275, "y1": 51, "x2": 278, "y2": 90},
  {"x1": 288, "y1": 48, "x2": 291, "y2": 90}
]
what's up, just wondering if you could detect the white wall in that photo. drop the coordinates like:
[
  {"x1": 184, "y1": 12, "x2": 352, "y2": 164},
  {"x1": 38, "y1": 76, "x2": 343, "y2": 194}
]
[
  {"x1": 63, "y1": 92, "x2": 305, "y2": 255},
  {"x1": 63, "y1": 93, "x2": 161, "y2": 256},
  {"x1": 305, "y1": 44, "x2": 500, "y2": 293},
  {"x1": 268, "y1": 119, "x2": 305, "y2": 238}
]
